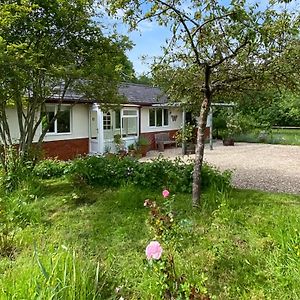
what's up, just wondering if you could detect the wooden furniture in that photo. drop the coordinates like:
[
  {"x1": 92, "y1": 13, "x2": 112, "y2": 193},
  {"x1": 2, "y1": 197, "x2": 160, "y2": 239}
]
[{"x1": 154, "y1": 133, "x2": 177, "y2": 152}]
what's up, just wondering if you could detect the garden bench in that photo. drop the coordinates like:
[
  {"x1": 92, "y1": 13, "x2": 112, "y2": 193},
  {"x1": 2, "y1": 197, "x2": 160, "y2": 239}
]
[{"x1": 154, "y1": 133, "x2": 177, "y2": 152}]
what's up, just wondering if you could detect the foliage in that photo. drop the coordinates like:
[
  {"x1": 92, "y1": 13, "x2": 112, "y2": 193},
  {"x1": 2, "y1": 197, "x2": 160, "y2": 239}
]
[
  {"x1": 234, "y1": 90, "x2": 300, "y2": 128},
  {"x1": 136, "y1": 136, "x2": 150, "y2": 146},
  {"x1": 143, "y1": 192, "x2": 210, "y2": 299},
  {"x1": 174, "y1": 123, "x2": 196, "y2": 145},
  {"x1": 33, "y1": 158, "x2": 70, "y2": 179},
  {"x1": 104, "y1": 0, "x2": 300, "y2": 205},
  {"x1": 0, "y1": 146, "x2": 37, "y2": 192},
  {"x1": 1, "y1": 181, "x2": 300, "y2": 299},
  {"x1": 69, "y1": 155, "x2": 231, "y2": 193},
  {"x1": 2, "y1": 245, "x2": 105, "y2": 299},
  {"x1": 0, "y1": 182, "x2": 41, "y2": 257},
  {"x1": 234, "y1": 128, "x2": 300, "y2": 145},
  {"x1": 131, "y1": 74, "x2": 154, "y2": 85},
  {"x1": 219, "y1": 112, "x2": 242, "y2": 139},
  {"x1": 113, "y1": 134, "x2": 126, "y2": 153},
  {"x1": 0, "y1": 0, "x2": 133, "y2": 171}
]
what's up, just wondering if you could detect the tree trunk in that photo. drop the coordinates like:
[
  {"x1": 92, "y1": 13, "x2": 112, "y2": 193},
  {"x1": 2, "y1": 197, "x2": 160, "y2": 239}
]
[
  {"x1": 192, "y1": 65, "x2": 211, "y2": 207},
  {"x1": 192, "y1": 97, "x2": 211, "y2": 207}
]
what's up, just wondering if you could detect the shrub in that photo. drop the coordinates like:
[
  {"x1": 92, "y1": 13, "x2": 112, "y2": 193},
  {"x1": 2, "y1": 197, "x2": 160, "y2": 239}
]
[
  {"x1": 70, "y1": 155, "x2": 231, "y2": 193},
  {"x1": 33, "y1": 159, "x2": 70, "y2": 179},
  {"x1": 142, "y1": 190, "x2": 210, "y2": 299},
  {"x1": 0, "y1": 147, "x2": 36, "y2": 192}
]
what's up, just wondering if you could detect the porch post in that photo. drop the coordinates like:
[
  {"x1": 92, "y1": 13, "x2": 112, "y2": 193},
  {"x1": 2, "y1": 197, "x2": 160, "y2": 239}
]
[
  {"x1": 98, "y1": 108, "x2": 104, "y2": 154},
  {"x1": 182, "y1": 109, "x2": 186, "y2": 156},
  {"x1": 209, "y1": 107, "x2": 213, "y2": 150}
]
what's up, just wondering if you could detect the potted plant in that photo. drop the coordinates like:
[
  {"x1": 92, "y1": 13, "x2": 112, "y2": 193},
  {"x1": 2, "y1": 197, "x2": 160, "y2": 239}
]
[
  {"x1": 136, "y1": 136, "x2": 150, "y2": 157},
  {"x1": 127, "y1": 143, "x2": 138, "y2": 157},
  {"x1": 221, "y1": 113, "x2": 242, "y2": 146},
  {"x1": 114, "y1": 134, "x2": 127, "y2": 156},
  {"x1": 174, "y1": 123, "x2": 196, "y2": 154}
]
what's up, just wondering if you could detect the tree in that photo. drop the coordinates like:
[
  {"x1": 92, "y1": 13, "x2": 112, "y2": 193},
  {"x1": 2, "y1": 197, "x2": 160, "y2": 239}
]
[
  {"x1": 103, "y1": 0, "x2": 299, "y2": 206},
  {"x1": 0, "y1": 0, "x2": 133, "y2": 172}
]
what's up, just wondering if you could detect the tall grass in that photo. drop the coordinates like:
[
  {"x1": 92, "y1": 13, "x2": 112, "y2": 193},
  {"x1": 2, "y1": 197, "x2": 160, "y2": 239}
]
[
  {"x1": 234, "y1": 128, "x2": 300, "y2": 145},
  {"x1": 0, "y1": 177, "x2": 300, "y2": 299},
  {"x1": 0, "y1": 245, "x2": 105, "y2": 299}
]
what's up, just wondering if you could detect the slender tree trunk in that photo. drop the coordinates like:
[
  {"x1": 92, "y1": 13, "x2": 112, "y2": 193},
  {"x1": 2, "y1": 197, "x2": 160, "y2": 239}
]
[
  {"x1": 192, "y1": 65, "x2": 211, "y2": 207},
  {"x1": 192, "y1": 97, "x2": 211, "y2": 207}
]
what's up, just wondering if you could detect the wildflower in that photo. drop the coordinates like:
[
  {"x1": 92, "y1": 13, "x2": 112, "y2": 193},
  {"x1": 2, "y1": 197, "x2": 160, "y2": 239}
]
[
  {"x1": 162, "y1": 189, "x2": 170, "y2": 198},
  {"x1": 145, "y1": 241, "x2": 163, "y2": 260}
]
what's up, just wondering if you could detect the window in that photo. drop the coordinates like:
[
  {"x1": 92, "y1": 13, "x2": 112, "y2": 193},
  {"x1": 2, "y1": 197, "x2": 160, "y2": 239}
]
[
  {"x1": 115, "y1": 110, "x2": 121, "y2": 129},
  {"x1": 103, "y1": 112, "x2": 111, "y2": 130},
  {"x1": 149, "y1": 109, "x2": 155, "y2": 127},
  {"x1": 163, "y1": 109, "x2": 169, "y2": 126},
  {"x1": 149, "y1": 108, "x2": 169, "y2": 127},
  {"x1": 43, "y1": 105, "x2": 71, "y2": 134},
  {"x1": 57, "y1": 106, "x2": 71, "y2": 133},
  {"x1": 122, "y1": 109, "x2": 138, "y2": 137}
]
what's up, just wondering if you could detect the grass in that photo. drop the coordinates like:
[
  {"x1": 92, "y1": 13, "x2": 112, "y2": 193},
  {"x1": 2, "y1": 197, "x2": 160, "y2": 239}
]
[
  {"x1": 234, "y1": 128, "x2": 300, "y2": 145},
  {"x1": 1, "y1": 179, "x2": 300, "y2": 299}
]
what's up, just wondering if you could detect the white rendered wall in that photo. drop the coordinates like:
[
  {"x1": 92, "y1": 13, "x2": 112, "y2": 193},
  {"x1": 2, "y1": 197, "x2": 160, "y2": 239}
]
[
  {"x1": 6, "y1": 108, "x2": 21, "y2": 142},
  {"x1": 43, "y1": 104, "x2": 89, "y2": 141},
  {"x1": 140, "y1": 107, "x2": 182, "y2": 133},
  {"x1": 5, "y1": 104, "x2": 90, "y2": 143}
]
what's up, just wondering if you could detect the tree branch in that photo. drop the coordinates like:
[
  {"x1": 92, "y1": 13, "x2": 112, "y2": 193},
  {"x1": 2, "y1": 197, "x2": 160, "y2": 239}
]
[
  {"x1": 155, "y1": 0, "x2": 202, "y2": 67},
  {"x1": 210, "y1": 39, "x2": 249, "y2": 69},
  {"x1": 191, "y1": 12, "x2": 234, "y2": 38}
]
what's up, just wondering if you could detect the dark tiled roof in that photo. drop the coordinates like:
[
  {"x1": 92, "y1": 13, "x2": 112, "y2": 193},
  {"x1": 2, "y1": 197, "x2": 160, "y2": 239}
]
[
  {"x1": 118, "y1": 83, "x2": 168, "y2": 106},
  {"x1": 46, "y1": 83, "x2": 168, "y2": 106}
]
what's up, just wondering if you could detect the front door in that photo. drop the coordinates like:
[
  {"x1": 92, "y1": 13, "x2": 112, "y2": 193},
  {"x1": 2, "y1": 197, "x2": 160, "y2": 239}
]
[
  {"x1": 89, "y1": 106, "x2": 99, "y2": 153},
  {"x1": 89, "y1": 105, "x2": 104, "y2": 154}
]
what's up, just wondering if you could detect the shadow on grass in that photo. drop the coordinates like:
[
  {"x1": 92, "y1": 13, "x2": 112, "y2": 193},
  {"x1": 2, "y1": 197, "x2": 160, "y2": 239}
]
[
  {"x1": 228, "y1": 188, "x2": 300, "y2": 209},
  {"x1": 39, "y1": 179, "x2": 74, "y2": 197}
]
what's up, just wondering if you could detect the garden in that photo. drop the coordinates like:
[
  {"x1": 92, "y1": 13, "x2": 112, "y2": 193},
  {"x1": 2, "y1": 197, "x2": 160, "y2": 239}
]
[{"x1": 0, "y1": 155, "x2": 300, "y2": 299}]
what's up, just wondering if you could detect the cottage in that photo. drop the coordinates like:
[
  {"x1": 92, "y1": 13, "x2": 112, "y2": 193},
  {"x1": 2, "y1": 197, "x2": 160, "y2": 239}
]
[{"x1": 5, "y1": 83, "x2": 183, "y2": 160}]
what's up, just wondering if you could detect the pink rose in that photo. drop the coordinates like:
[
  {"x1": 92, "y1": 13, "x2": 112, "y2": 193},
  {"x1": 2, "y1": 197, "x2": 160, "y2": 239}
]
[
  {"x1": 145, "y1": 241, "x2": 163, "y2": 260},
  {"x1": 162, "y1": 189, "x2": 170, "y2": 198}
]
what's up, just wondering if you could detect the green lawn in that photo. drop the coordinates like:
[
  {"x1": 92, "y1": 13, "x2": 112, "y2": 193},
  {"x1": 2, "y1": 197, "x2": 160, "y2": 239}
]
[
  {"x1": 1, "y1": 180, "x2": 300, "y2": 299},
  {"x1": 234, "y1": 128, "x2": 300, "y2": 145}
]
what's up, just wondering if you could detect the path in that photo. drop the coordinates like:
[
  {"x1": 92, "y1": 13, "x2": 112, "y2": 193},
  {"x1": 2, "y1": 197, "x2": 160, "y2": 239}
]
[{"x1": 141, "y1": 141, "x2": 300, "y2": 194}]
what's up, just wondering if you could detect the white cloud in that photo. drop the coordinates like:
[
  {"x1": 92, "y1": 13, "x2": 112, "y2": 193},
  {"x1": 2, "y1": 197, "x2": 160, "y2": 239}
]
[{"x1": 138, "y1": 20, "x2": 158, "y2": 33}]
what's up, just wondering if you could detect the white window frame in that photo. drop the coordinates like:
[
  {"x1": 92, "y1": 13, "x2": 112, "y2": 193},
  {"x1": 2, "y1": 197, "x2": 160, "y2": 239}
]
[
  {"x1": 121, "y1": 108, "x2": 139, "y2": 138},
  {"x1": 149, "y1": 108, "x2": 169, "y2": 127},
  {"x1": 44, "y1": 104, "x2": 72, "y2": 135},
  {"x1": 103, "y1": 112, "x2": 112, "y2": 130}
]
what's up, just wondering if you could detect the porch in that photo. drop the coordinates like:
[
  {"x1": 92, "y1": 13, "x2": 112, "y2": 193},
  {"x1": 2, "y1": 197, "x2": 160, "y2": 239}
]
[{"x1": 89, "y1": 104, "x2": 139, "y2": 154}]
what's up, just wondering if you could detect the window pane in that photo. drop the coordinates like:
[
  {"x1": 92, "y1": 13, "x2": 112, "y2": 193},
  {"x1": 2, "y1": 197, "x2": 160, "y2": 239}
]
[
  {"x1": 156, "y1": 109, "x2": 162, "y2": 127},
  {"x1": 164, "y1": 109, "x2": 169, "y2": 126},
  {"x1": 149, "y1": 109, "x2": 155, "y2": 126},
  {"x1": 57, "y1": 107, "x2": 71, "y2": 133},
  {"x1": 103, "y1": 112, "x2": 111, "y2": 130},
  {"x1": 115, "y1": 110, "x2": 121, "y2": 129},
  {"x1": 122, "y1": 117, "x2": 137, "y2": 137},
  {"x1": 42, "y1": 111, "x2": 55, "y2": 133},
  {"x1": 123, "y1": 109, "x2": 137, "y2": 116}
]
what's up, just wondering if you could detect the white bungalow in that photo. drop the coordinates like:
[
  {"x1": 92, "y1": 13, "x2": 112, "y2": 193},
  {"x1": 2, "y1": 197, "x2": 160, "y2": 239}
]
[{"x1": 5, "y1": 83, "x2": 184, "y2": 160}]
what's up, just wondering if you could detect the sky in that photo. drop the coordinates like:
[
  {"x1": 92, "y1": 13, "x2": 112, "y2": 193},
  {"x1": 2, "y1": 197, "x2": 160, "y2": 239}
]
[
  {"x1": 125, "y1": 25, "x2": 170, "y2": 76},
  {"x1": 103, "y1": 0, "x2": 299, "y2": 76},
  {"x1": 105, "y1": 17, "x2": 171, "y2": 76}
]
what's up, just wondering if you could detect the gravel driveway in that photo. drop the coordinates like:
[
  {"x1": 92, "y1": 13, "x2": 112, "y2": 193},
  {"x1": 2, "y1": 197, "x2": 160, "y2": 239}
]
[{"x1": 142, "y1": 141, "x2": 300, "y2": 194}]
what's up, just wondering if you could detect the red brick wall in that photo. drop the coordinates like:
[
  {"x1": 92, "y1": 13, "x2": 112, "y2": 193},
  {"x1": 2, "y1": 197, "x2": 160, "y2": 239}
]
[
  {"x1": 42, "y1": 138, "x2": 89, "y2": 160},
  {"x1": 141, "y1": 127, "x2": 210, "y2": 151},
  {"x1": 140, "y1": 130, "x2": 178, "y2": 150}
]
